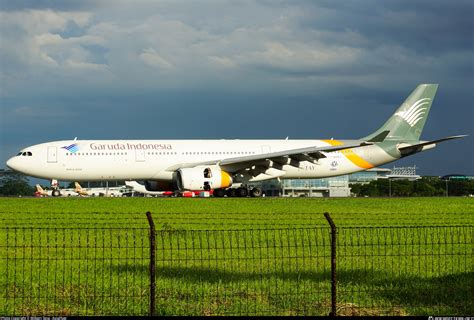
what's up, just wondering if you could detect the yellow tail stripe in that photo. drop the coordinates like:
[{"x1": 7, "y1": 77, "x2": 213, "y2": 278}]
[
  {"x1": 343, "y1": 149, "x2": 374, "y2": 169},
  {"x1": 322, "y1": 139, "x2": 374, "y2": 169}
]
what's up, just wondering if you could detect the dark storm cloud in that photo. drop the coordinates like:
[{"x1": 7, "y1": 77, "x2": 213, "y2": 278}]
[
  {"x1": 1, "y1": 1, "x2": 472, "y2": 177},
  {"x1": 301, "y1": 0, "x2": 473, "y2": 52},
  {"x1": 0, "y1": 0, "x2": 96, "y2": 11}
]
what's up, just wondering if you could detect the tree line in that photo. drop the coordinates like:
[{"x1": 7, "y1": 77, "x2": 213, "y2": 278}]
[
  {"x1": 0, "y1": 170, "x2": 34, "y2": 196},
  {"x1": 1, "y1": 170, "x2": 473, "y2": 197},
  {"x1": 350, "y1": 177, "x2": 474, "y2": 197}
]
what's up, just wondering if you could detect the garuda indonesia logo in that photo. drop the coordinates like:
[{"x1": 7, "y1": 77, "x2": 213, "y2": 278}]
[
  {"x1": 395, "y1": 98, "x2": 431, "y2": 127},
  {"x1": 62, "y1": 143, "x2": 79, "y2": 153}
]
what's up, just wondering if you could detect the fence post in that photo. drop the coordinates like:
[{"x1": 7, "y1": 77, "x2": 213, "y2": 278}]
[
  {"x1": 324, "y1": 212, "x2": 337, "y2": 316},
  {"x1": 146, "y1": 211, "x2": 156, "y2": 316}
]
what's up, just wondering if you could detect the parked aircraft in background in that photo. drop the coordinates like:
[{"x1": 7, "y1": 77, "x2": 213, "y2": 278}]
[
  {"x1": 34, "y1": 184, "x2": 78, "y2": 197},
  {"x1": 125, "y1": 181, "x2": 174, "y2": 197},
  {"x1": 74, "y1": 182, "x2": 90, "y2": 197},
  {"x1": 7, "y1": 84, "x2": 466, "y2": 197},
  {"x1": 125, "y1": 181, "x2": 209, "y2": 197},
  {"x1": 34, "y1": 182, "x2": 130, "y2": 197},
  {"x1": 73, "y1": 182, "x2": 129, "y2": 197},
  {"x1": 34, "y1": 185, "x2": 50, "y2": 197}
]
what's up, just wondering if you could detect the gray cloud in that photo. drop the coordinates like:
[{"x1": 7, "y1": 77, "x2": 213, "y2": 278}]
[
  {"x1": 0, "y1": 0, "x2": 97, "y2": 11},
  {"x1": 1, "y1": 1, "x2": 472, "y2": 177},
  {"x1": 301, "y1": 1, "x2": 473, "y2": 52}
]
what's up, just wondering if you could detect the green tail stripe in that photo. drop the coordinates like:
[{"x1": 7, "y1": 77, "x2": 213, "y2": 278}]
[{"x1": 364, "y1": 84, "x2": 438, "y2": 142}]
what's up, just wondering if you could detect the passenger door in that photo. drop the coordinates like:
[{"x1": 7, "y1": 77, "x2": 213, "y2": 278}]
[{"x1": 47, "y1": 146, "x2": 57, "y2": 163}]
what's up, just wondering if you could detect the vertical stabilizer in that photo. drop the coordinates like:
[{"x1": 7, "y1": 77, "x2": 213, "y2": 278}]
[
  {"x1": 364, "y1": 84, "x2": 438, "y2": 142},
  {"x1": 75, "y1": 182, "x2": 83, "y2": 192}
]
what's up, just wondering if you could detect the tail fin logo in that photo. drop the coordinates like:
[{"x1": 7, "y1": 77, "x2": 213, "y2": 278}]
[
  {"x1": 62, "y1": 143, "x2": 79, "y2": 153},
  {"x1": 395, "y1": 98, "x2": 431, "y2": 127}
]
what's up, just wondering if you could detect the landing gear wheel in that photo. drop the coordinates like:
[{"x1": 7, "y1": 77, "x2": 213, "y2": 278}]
[
  {"x1": 237, "y1": 187, "x2": 248, "y2": 197},
  {"x1": 204, "y1": 184, "x2": 211, "y2": 191},
  {"x1": 226, "y1": 188, "x2": 237, "y2": 197},
  {"x1": 250, "y1": 188, "x2": 263, "y2": 197},
  {"x1": 214, "y1": 189, "x2": 225, "y2": 198},
  {"x1": 52, "y1": 189, "x2": 61, "y2": 197}
]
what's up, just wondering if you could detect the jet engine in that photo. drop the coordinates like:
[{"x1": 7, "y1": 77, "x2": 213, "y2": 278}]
[{"x1": 176, "y1": 165, "x2": 233, "y2": 191}]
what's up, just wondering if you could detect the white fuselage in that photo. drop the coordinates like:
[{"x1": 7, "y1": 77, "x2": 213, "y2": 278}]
[{"x1": 7, "y1": 139, "x2": 397, "y2": 182}]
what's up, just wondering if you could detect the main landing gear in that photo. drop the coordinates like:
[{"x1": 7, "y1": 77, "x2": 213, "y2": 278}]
[{"x1": 213, "y1": 187, "x2": 263, "y2": 198}]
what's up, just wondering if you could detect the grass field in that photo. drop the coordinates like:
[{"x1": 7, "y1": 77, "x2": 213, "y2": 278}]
[
  {"x1": 0, "y1": 197, "x2": 473, "y2": 228},
  {"x1": 0, "y1": 197, "x2": 473, "y2": 316}
]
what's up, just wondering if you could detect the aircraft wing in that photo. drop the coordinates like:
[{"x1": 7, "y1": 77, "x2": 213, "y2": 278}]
[{"x1": 166, "y1": 140, "x2": 372, "y2": 174}]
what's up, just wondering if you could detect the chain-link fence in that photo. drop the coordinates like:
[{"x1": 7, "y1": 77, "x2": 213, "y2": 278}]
[{"x1": 1, "y1": 213, "x2": 472, "y2": 316}]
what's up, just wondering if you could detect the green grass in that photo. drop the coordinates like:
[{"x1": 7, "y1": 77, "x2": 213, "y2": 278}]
[
  {"x1": 0, "y1": 197, "x2": 473, "y2": 228},
  {"x1": 0, "y1": 197, "x2": 473, "y2": 316}
]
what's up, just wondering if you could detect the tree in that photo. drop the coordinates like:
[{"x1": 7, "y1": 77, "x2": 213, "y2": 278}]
[
  {"x1": 0, "y1": 170, "x2": 34, "y2": 196},
  {"x1": 350, "y1": 176, "x2": 474, "y2": 197}
]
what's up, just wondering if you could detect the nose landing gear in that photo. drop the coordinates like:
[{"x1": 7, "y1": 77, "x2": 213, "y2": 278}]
[{"x1": 51, "y1": 179, "x2": 61, "y2": 197}]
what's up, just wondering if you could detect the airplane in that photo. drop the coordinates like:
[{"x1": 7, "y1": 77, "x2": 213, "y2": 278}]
[
  {"x1": 6, "y1": 84, "x2": 467, "y2": 197},
  {"x1": 34, "y1": 184, "x2": 78, "y2": 197},
  {"x1": 125, "y1": 181, "x2": 211, "y2": 197},
  {"x1": 34, "y1": 184, "x2": 54, "y2": 197},
  {"x1": 34, "y1": 184, "x2": 50, "y2": 197},
  {"x1": 125, "y1": 181, "x2": 175, "y2": 197},
  {"x1": 73, "y1": 182, "x2": 128, "y2": 197},
  {"x1": 74, "y1": 182, "x2": 90, "y2": 197}
]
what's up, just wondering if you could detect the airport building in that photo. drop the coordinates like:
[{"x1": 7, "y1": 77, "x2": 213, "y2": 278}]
[
  {"x1": 349, "y1": 168, "x2": 392, "y2": 184},
  {"x1": 280, "y1": 174, "x2": 351, "y2": 197},
  {"x1": 258, "y1": 167, "x2": 394, "y2": 197}
]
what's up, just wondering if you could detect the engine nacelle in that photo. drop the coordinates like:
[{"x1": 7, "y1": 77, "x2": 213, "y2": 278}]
[{"x1": 176, "y1": 165, "x2": 233, "y2": 191}]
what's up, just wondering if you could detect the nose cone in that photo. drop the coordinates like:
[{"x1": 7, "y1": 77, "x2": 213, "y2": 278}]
[{"x1": 6, "y1": 157, "x2": 19, "y2": 171}]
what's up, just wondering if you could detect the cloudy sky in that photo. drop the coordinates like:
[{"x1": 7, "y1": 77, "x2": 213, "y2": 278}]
[{"x1": 1, "y1": 0, "x2": 473, "y2": 180}]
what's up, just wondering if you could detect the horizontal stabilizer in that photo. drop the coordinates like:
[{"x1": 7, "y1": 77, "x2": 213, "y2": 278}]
[
  {"x1": 398, "y1": 135, "x2": 467, "y2": 156},
  {"x1": 368, "y1": 130, "x2": 390, "y2": 142}
]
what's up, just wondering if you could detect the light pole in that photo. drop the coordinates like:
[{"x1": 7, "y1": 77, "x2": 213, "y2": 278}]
[
  {"x1": 445, "y1": 178, "x2": 449, "y2": 197},
  {"x1": 389, "y1": 178, "x2": 392, "y2": 197}
]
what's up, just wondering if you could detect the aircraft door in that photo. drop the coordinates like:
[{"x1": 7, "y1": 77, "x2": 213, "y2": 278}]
[
  {"x1": 47, "y1": 146, "x2": 58, "y2": 163},
  {"x1": 135, "y1": 149, "x2": 146, "y2": 162}
]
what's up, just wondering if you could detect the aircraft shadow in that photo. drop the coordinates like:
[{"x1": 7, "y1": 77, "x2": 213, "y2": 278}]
[{"x1": 110, "y1": 263, "x2": 473, "y2": 314}]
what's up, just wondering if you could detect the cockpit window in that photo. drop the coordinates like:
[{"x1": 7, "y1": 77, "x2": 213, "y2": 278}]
[{"x1": 19, "y1": 151, "x2": 32, "y2": 156}]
